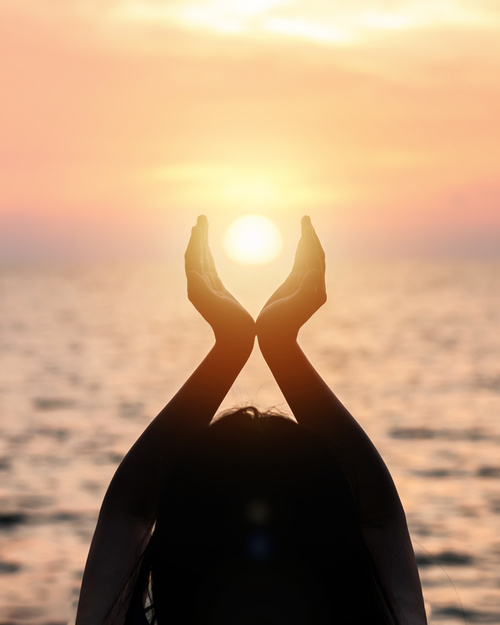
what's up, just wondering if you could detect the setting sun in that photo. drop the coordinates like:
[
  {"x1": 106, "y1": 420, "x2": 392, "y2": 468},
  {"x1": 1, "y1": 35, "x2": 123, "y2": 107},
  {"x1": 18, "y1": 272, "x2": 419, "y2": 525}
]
[{"x1": 223, "y1": 215, "x2": 282, "y2": 265}]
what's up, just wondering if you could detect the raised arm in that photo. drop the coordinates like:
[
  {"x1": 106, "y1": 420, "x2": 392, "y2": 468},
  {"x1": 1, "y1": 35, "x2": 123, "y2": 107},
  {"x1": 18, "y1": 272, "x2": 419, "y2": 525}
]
[
  {"x1": 256, "y1": 216, "x2": 427, "y2": 624},
  {"x1": 256, "y1": 216, "x2": 396, "y2": 519},
  {"x1": 75, "y1": 216, "x2": 255, "y2": 625}
]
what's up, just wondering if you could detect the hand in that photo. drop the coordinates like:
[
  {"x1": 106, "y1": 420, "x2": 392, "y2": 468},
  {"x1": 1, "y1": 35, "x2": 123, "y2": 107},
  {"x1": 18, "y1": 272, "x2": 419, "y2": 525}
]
[
  {"x1": 185, "y1": 215, "x2": 255, "y2": 348},
  {"x1": 256, "y1": 216, "x2": 326, "y2": 345}
]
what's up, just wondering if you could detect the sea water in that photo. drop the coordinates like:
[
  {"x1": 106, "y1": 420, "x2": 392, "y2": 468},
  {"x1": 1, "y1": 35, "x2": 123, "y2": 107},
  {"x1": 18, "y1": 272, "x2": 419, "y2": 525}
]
[{"x1": 0, "y1": 260, "x2": 499, "y2": 624}]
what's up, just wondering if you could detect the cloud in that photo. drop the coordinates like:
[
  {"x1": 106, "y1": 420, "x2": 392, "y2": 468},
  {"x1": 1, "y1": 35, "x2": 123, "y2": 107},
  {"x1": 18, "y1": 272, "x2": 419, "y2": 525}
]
[
  {"x1": 6, "y1": 0, "x2": 499, "y2": 57},
  {"x1": 75, "y1": 0, "x2": 500, "y2": 50}
]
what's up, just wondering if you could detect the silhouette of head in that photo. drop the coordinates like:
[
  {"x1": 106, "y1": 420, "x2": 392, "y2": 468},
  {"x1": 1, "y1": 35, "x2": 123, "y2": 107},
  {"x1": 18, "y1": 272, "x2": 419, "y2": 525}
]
[{"x1": 133, "y1": 407, "x2": 391, "y2": 625}]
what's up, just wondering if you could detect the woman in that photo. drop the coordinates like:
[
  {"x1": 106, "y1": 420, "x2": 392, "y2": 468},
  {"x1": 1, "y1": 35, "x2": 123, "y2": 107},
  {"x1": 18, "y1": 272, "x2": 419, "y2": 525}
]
[{"x1": 75, "y1": 216, "x2": 428, "y2": 624}]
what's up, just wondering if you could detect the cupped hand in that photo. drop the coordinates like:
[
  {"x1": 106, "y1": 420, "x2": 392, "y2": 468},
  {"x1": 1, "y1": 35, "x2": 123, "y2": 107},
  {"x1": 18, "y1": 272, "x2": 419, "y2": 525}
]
[
  {"x1": 185, "y1": 215, "x2": 255, "y2": 347},
  {"x1": 256, "y1": 216, "x2": 326, "y2": 345}
]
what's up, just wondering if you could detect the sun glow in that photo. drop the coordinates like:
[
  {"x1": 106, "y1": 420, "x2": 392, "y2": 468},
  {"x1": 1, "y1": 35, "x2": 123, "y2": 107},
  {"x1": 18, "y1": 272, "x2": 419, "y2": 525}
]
[
  {"x1": 224, "y1": 215, "x2": 282, "y2": 265},
  {"x1": 221, "y1": 178, "x2": 279, "y2": 207},
  {"x1": 147, "y1": 163, "x2": 306, "y2": 209}
]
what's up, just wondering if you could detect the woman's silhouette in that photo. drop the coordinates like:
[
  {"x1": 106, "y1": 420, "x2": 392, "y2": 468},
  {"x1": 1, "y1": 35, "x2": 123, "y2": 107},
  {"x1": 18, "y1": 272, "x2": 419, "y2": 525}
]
[{"x1": 75, "y1": 216, "x2": 428, "y2": 624}]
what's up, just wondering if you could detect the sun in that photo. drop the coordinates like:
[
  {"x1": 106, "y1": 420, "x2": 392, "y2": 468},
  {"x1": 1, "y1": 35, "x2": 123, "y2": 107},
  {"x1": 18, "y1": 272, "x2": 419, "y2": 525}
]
[{"x1": 223, "y1": 215, "x2": 282, "y2": 265}]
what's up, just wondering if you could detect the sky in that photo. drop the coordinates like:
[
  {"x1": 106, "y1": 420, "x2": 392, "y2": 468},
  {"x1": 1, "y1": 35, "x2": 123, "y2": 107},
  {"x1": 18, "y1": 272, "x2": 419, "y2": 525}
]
[{"x1": 1, "y1": 0, "x2": 499, "y2": 263}]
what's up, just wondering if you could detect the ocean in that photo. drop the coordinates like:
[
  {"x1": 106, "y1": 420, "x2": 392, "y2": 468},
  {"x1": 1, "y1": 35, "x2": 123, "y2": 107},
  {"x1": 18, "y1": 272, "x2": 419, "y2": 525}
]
[{"x1": 0, "y1": 260, "x2": 499, "y2": 624}]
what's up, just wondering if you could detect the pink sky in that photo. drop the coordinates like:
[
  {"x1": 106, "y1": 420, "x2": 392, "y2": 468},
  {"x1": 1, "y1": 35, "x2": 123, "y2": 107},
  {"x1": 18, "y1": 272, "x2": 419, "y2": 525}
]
[{"x1": 1, "y1": 0, "x2": 499, "y2": 262}]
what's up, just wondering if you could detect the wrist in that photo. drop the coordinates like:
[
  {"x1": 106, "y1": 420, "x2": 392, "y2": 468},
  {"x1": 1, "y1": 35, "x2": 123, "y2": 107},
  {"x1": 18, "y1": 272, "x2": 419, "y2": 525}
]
[
  {"x1": 257, "y1": 330, "x2": 298, "y2": 357},
  {"x1": 256, "y1": 313, "x2": 297, "y2": 344},
  {"x1": 214, "y1": 332, "x2": 255, "y2": 359},
  {"x1": 213, "y1": 310, "x2": 255, "y2": 348}
]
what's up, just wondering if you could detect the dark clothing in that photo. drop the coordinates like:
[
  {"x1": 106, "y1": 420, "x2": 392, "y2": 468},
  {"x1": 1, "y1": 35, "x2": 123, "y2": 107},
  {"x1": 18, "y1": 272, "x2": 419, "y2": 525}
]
[{"x1": 126, "y1": 416, "x2": 410, "y2": 624}]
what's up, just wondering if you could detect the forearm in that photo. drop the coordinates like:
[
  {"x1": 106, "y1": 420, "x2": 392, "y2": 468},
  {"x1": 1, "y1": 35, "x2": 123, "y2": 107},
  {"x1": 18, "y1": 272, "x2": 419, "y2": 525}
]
[
  {"x1": 105, "y1": 336, "x2": 254, "y2": 520},
  {"x1": 258, "y1": 335, "x2": 401, "y2": 518},
  {"x1": 143, "y1": 338, "x2": 253, "y2": 440},
  {"x1": 259, "y1": 336, "x2": 361, "y2": 441},
  {"x1": 76, "y1": 338, "x2": 253, "y2": 625}
]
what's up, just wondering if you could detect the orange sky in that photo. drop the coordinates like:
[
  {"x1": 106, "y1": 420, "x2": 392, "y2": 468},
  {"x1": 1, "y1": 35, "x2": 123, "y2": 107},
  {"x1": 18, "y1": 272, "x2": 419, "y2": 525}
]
[{"x1": 1, "y1": 0, "x2": 499, "y2": 262}]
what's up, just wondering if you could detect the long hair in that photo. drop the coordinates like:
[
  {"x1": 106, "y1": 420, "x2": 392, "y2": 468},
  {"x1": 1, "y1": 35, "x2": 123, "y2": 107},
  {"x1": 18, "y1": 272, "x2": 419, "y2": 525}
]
[{"x1": 123, "y1": 407, "x2": 394, "y2": 624}]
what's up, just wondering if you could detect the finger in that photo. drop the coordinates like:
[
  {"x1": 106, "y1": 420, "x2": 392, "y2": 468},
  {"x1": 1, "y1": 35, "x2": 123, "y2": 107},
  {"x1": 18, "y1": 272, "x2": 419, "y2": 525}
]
[
  {"x1": 292, "y1": 215, "x2": 320, "y2": 273},
  {"x1": 196, "y1": 215, "x2": 208, "y2": 272},
  {"x1": 184, "y1": 225, "x2": 203, "y2": 274},
  {"x1": 200, "y1": 215, "x2": 218, "y2": 276},
  {"x1": 291, "y1": 224, "x2": 309, "y2": 273},
  {"x1": 196, "y1": 214, "x2": 218, "y2": 277},
  {"x1": 186, "y1": 270, "x2": 214, "y2": 313},
  {"x1": 186, "y1": 269, "x2": 209, "y2": 298},
  {"x1": 305, "y1": 227, "x2": 323, "y2": 272},
  {"x1": 206, "y1": 271, "x2": 224, "y2": 291},
  {"x1": 301, "y1": 214, "x2": 312, "y2": 233},
  {"x1": 301, "y1": 218, "x2": 326, "y2": 285},
  {"x1": 296, "y1": 268, "x2": 327, "y2": 307},
  {"x1": 308, "y1": 220, "x2": 326, "y2": 273},
  {"x1": 300, "y1": 268, "x2": 321, "y2": 293},
  {"x1": 197, "y1": 215, "x2": 208, "y2": 254},
  {"x1": 308, "y1": 224, "x2": 326, "y2": 293},
  {"x1": 300, "y1": 225, "x2": 320, "y2": 274}
]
